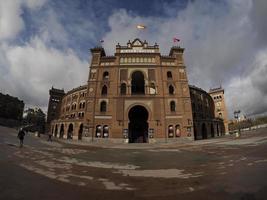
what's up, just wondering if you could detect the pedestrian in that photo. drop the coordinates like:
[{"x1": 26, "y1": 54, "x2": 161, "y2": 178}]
[
  {"x1": 17, "y1": 128, "x2": 25, "y2": 148},
  {"x1": 47, "y1": 132, "x2": 52, "y2": 142}
]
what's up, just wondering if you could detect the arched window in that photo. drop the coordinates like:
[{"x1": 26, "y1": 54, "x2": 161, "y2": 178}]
[
  {"x1": 103, "y1": 71, "x2": 109, "y2": 79},
  {"x1": 101, "y1": 85, "x2": 107, "y2": 95},
  {"x1": 96, "y1": 125, "x2": 102, "y2": 137},
  {"x1": 168, "y1": 125, "x2": 174, "y2": 138},
  {"x1": 167, "y1": 71, "x2": 172, "y2": 79},
  {"x1": 131, "y1": 71, "x2": 145, "y2": 94},
  {"x1": 169, "y1": 85, "x2": 174, "y2": 95},
  {"x1": 120, "y1": 83, "x2": 127, "y2": 95},
  {"x1": 170, "y1": 101, "x2": 176, "y2": 112},
  {"x1": 103, "y1": 125, "x2": 109, "y2": 138},
  {"x1": 100, "y1": 101, "x2": 107, "y2": 112}
]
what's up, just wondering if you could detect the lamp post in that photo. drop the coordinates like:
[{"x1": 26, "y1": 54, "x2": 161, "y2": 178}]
[{"x1": 234, "y1": 110, "x2": 241, "y2": 137}]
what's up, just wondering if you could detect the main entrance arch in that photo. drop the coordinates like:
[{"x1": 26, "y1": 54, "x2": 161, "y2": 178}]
[{"x1": 128, "y1": 105, "x2": 148, "y2": 143}]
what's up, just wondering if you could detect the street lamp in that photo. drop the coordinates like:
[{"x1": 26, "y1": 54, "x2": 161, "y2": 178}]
[{"x1": 234, "y1": 110, "x2": 241, "y2": 137}]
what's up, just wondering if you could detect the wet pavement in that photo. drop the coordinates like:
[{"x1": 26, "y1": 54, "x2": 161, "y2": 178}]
[{"x1": 0, "y1": 126, "x2": 267, "y2": 200}]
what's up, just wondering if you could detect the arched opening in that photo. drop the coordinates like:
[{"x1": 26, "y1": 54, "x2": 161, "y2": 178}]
[
  {"x1": 100, "y1": 101, "x2": 107, "y2": 112},
  {"x1": 170, "y1": 101, "x2": 176, "y2": 112},
  {"x1": 169, "y1": 85, "x2": 174, "y2": 95},
  {"x1": 103, "y1": 71, "x2": 109, "y2": 79},
  {"x1": 67, "y1": 124, "x2": 73, "y2": 139},
  {"x1": 167, "y1": 71, "x2": 172, "y2": 79},
  {"x1": 175, "y1": 125, "x2": 181, "y2": 137},
  {"x1": 96, "y1": 125, "x2": 102, "y2": 137},
  {"x1": 120, "y1": 83, "x2": 127, "y2": 95},
  {"x1": 202, "y1": 123, "x2": 207, "y2": 139},
  {"x1": 60, "y1": 124, "x2": 64, "y2": 138},
  {"x1": 54, "y1": 124, "x2": 58, "y2": 137},
  {"x1": 101, "y1": 85, "x2": 107, "y2": 95},
  {"x1": 103, "y1": 125, "x2": 109, "y2": 138},
  {"x1": 131, "y1": 71, "x2": 145, "y2": 95},
  {"x1": 78, "y1": 124, "x2": 83, "y2": 140},
  {"x1": 128, "y1": 105, "x2": 148, "y2": 143},
  {"x1": 194, "y1": 124, "x2": 197, "y2": 140},
  {"x1": 211, "y1": 124, "x2": 215, "y2": 138},
  {"x1": 168, "y1": 125, "x2": 174, "y2": 138}
]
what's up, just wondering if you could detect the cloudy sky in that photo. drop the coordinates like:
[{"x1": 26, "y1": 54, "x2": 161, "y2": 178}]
[{"x1": 0, "y1": 0, "x2": 267, "y2": 118}]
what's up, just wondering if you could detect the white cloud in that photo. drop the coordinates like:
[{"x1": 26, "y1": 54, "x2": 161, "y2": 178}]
[
  {"x1": 0, "y1": 0, "x2": 46, "y2": 41},
  {"x1": 102, "y1": 0, "x2": 267, "y2": 118},
  {"x1": 227, "y1": 49, "x2": 267, "y2": 117},
  {"x1": 0, "y1": 0, "x2": 266, "y2": 118},
  {"x1": 0, "y1": 0, "x2": 25, "y2": 40},
  {"x1": 1, "y1": 37, "x2": 87, "y2": 108}
]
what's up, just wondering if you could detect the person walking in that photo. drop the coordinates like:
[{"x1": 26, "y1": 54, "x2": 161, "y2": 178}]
[
  {"x1": 47, "y1": 132, "x2": 52, "y2": 142},
  {"x1": 17, "y1": 128, "x2": 25, "y2": 148}
]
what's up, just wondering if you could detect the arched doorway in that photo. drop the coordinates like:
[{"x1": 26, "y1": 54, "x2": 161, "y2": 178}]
[
  {"x1": 202, "y1": 123, "x2": 207, "y2": 139},
  {"x1": 131, "y1": 71, "x2": 145, "y2": 94},
  {"x1": 78, "y1": 124, "x2": 83, "y2": 140},
  {"x1": 217, "y1": 124, "x2": 220, "y2": 136},
  {"x1": 60, "y1": 124, "x2": 64, "y2": 138},
  {"x1": 211, "y1": 124, "x2": 215, "y2": 138},
  {"x1": 54, "y1": 124, "x2": 58, "y2": 137},
  {"x1": 128, "y1": 105, "x2": 148, "y2": 143},
  {"x1": 194, "y1": 124, "x2": 197, "y2": 140},
  {"x1": 67, "y1": 124, "x2": 73, "y2": 139}
]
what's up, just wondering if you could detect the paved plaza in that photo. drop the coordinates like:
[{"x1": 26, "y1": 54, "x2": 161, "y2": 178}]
[{"x1": 0, "y1": 126, "x2": 267, "y2": 200}]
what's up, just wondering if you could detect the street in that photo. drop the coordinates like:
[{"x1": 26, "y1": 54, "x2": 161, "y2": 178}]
[{"x1": 0, "y1": 126, "x2": 267, "y2": 200}]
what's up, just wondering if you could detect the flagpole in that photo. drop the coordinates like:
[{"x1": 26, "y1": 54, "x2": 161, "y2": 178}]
[{"x1": 136, "y1": 24, "x2": 146, "y2": 40}]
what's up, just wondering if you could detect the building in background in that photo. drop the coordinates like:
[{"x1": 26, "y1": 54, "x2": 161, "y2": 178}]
[
  {"x1": 47, "y1": 39, "x2": 227, "y2": 143},
  {"x1": 190, "y1": 86, "x2": 225, "y2": 139},
  {"x1": 46, "y1": 87, "x2": 65, "y2": 132},
  {"x1": 209, "y1": 87, "x2": 229, "y2": 134}
]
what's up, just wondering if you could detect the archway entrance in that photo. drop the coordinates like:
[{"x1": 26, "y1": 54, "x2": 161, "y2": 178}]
[
  {"x1": 211, "y1": 124, "x2": 215, "y2": 138},
  {"x1": 67, "y1": 124, "x2": 73, "y2": 139},
  {"x1": 193, "y1": 124, "x2": 197, "y2": 140},
  {"x1": 59, "y1": 124, "x2": 64, "y2": 138},
  {"x1": 78, "y1": 124, "x2": 83, "y2": 140},
  {"x1": 128, "y1": 105, "x2": 148, "y2": 143},
  {"x1": 54, "y1": 125, "x2": 58, "y2": 137},
  {"x1": 131, "y1": 71, "x2": 145, "y2": 95},
  {"x1": 202, "y1": 123, "x2": 207, "y2": 139}
]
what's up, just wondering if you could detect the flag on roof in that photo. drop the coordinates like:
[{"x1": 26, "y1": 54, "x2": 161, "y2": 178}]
[
  {"x1": 136, "y1": 24, "x2": 146, "y2": 29},
  {"x1": 173, "y1": 37, "x2": 180, "y2": 43}
]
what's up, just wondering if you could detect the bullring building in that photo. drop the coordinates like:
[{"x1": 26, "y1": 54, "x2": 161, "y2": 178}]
[{"x1": 47, "y1": 39, "x2": 228, "y2": 143}]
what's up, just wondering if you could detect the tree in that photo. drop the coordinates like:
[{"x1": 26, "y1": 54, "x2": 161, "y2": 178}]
[{"x1": 23, "y1": 108, "x2": 46, "y2": 133}]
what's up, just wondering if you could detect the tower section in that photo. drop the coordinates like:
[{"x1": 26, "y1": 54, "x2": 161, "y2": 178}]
[
  {"x1": 209, "y1": 87, "x2": 229, "y2": 134},
  {"x1": 46, "y1": 87, "x2": 65, "y2": 131}
]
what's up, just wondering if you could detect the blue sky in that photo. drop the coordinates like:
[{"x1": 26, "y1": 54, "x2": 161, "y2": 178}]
[{"x1": 0, "y1": 0, "x2": 267, "y2": 118}]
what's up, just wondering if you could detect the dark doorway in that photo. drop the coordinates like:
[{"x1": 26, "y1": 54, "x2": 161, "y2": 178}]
[
  {"x1": 131, "y1": 71, "x2": 145, "y2": 95},
  {"x1": 211, "y1": 124, "x2": 215, "y2": 138},
  {"x1": 128, "y1": 105, "x2": 148, "y2": 143},
  {"x1": 217, "y1": 124, "x2": 220, "y2": 136},
  {"x1": 193, "y1": 124, "x2": 197, "y2": 140},
  {"x1": 60, "y1": 124, "x2": 64, "y2": 138},
  {"x1": 78, "y1": 124, "x2": 83, "y2": 140},
  {"x1": 55, "y1": 125, "x2": 58, "y2": 137},
  {"x1": 67, "y1": 124, "x2": 73, "y2": 139},
  {"x1": 202, "y1": 123, "x2": 207, "y2": 139}
]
